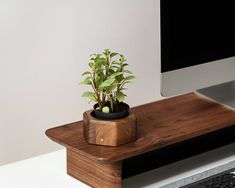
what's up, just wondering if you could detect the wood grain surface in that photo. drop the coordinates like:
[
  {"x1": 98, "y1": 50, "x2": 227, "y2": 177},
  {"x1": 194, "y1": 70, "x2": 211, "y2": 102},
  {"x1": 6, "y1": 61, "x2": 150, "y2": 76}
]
[
  {"x1": 46, "y1": 92, "x2": 235, "y2": 164},
  {"x1": 67, "y1": 149, "x2": 122, "y2": 188},
  {"x1": 83, "y1": 110, "x2": 137, "y2": 146}
]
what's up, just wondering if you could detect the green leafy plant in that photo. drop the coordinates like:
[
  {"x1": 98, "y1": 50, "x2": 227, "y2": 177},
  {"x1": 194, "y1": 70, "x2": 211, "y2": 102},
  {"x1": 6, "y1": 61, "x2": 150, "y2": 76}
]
[{"x1": 81, "y1": 49, "x2": 135, "y2": 113}]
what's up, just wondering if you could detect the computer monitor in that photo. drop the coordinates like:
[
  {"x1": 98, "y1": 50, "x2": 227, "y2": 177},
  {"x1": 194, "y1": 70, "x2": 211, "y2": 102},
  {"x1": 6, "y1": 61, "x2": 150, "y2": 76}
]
[{"x1": 160, "y1": 0, "x2": 235, "y2": 106}]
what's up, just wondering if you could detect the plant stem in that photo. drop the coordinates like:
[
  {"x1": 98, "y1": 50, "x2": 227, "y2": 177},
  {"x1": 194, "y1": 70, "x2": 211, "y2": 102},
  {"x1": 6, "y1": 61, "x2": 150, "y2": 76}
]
[
  {"x1": 110, "y1": 95, "x2": 114, "y2": 112},
  {"x1": 91, "y1": 71, "x2": 102, "y2": 109}
]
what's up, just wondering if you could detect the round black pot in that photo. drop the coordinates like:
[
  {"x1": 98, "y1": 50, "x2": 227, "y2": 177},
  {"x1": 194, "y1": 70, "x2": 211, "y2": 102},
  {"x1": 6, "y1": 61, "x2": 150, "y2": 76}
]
[{"x1": 92, "y1": 102, "x2": 129, "y2": 120}]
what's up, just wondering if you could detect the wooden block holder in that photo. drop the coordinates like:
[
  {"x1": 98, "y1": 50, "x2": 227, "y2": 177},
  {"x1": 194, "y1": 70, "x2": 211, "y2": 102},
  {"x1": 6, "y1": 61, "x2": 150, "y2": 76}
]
[
  {"x1": 83, "y1": 110, "x2": 137, "y2": 146},
  {"x1": 46, "y1": 93, "x2": 235, "y2": 188}
]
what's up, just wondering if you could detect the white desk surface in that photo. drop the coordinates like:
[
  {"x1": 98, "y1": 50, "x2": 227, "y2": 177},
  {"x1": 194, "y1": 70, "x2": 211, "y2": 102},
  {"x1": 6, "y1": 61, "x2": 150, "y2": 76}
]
[{"x1": 0, "y1": 143, "x2": 235, "y2": 188}]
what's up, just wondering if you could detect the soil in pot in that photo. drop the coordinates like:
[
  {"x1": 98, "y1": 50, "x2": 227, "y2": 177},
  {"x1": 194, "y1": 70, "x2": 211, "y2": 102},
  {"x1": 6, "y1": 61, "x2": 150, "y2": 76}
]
[{"x1": 92, "y1": 102, "x2": 129, "y2": 120}]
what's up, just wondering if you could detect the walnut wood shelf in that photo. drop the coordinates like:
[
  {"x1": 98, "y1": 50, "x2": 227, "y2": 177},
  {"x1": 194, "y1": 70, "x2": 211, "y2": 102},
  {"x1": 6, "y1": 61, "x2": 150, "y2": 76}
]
[{"x1": 46, "y1": 92, "x2": 235, "y2": 188}]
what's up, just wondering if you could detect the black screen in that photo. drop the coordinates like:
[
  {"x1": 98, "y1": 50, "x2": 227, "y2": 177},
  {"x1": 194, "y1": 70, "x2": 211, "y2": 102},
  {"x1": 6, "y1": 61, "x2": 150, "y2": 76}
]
[{"x1": 161, "y1": 0, "x2": 235, "y2": 72}]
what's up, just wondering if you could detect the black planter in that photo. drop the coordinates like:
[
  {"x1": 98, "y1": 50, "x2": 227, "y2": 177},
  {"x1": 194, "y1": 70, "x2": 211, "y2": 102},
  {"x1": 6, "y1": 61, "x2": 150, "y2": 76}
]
[{"x1": 92, "y1": 102, "x2": 129, "y2": 120}]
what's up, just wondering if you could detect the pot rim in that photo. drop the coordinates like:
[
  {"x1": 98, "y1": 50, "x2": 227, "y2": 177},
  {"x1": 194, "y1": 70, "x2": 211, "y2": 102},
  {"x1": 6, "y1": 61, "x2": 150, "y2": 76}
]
[{"x1": 92, "y1": 102, "x2": 130, "y2": 120}]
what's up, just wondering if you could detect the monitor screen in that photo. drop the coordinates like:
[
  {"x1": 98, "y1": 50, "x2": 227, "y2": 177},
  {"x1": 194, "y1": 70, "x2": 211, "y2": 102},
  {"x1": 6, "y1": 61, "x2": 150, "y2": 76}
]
[{"x1": 161, "y1": 0, "x2": 235, "y2": 96}]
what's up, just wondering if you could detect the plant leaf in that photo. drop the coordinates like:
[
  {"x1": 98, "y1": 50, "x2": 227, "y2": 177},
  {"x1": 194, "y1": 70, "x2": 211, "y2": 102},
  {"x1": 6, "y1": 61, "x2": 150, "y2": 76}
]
[
  {"x1": 80, "y1": 77, "x2": 92, "y2": 85},
  {"x1": 89, "y1": 62, "x2": 94, "y2": 68},
  {"x1": 110, "y1": 52, "x2": 118, "y2": 58},
  {"x1": 99, "y1": 78, "x2": 115, "y2": 88},
  {"x1": 123, "y1": 63, "x2": 129, "y2": 67},
  {"x1": 104, "y1": 49, "x2": 111, "y2": 55},
  {"x1": 108, "y1": 72, "x2": 124, "y2": 79},
  {"x1": 124, "y1": 70, "x2": 132, "y2": 74},
  {"x1": 82, "y1": 71, "x2": 91, "y2": 76},
  {"x1": 111, "y1": 65, "x2": 120, "y2": 69},
  {"x1": 81, "y1": 91, "x2": 96, "y2": 102},
  {"x1": 105, "y1": 84, "x2": 117, "y2": 93},
  {"x1": 116, "y1": 91, "x2": 125, "y2": 102},
  {"x1": 112, "y1": 61, "x2": 120, "y2": 65},
  {"x1": 95, "y1": 77, "x2": 103, "y2": 91},
  {"x1": 121, "y1": 81, "x2": 132, "y2": 86},
  {"x1": 124, "y1": 75, "x2": 135, "y2": 81}
]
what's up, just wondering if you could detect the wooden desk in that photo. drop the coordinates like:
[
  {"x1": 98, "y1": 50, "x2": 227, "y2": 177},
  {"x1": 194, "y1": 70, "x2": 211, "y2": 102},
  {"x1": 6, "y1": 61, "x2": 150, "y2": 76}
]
[{"x1": 46, "y1": 93, "x2": 235, "y2": 188}]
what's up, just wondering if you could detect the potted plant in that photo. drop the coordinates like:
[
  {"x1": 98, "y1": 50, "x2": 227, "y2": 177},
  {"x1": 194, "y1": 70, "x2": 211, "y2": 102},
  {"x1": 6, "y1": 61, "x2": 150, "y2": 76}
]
[{"x1": 81, "y1": 49, "x2": 137, "y2": 146}]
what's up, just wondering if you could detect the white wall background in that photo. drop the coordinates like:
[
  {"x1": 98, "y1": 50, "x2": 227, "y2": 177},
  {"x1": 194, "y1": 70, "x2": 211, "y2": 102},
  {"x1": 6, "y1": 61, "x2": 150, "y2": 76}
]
[{"x1": 0, "y1": 0, "x2": 161, "y2": 165}]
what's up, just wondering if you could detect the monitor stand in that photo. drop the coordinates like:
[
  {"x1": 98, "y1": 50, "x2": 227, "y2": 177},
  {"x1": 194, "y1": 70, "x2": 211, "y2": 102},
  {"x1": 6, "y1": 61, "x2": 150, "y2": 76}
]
[{"x1": 197, "y1": 80, "x2": 235, "y2": 109}]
